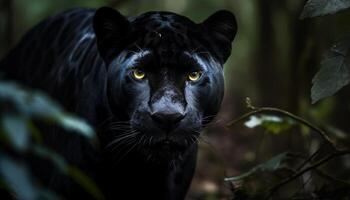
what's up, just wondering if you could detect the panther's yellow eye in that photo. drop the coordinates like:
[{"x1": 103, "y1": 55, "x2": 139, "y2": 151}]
[
  {"x1": 132, "y1": 69, "x2": 146, "y2": 80},
  {"x1": 188, "y1": 71, "x2": 202, "y2": 82}
]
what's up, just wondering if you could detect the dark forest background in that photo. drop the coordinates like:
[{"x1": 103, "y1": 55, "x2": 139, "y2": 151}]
[{"x1": 0, "y1": 0, "x2": 350, "y2": 199}]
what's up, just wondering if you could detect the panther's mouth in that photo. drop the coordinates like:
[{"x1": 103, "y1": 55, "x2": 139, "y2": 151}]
[
  {"x1": 139, "y1": 137, "x2": 193, "y2": 164},
  {"x1": 152, "y1": 139, "x2": 185, "y2": 151}
]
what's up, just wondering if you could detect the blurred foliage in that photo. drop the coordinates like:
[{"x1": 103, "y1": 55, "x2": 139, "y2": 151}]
[
  {"x1": 226, "y1": 99, "x2": 350, "y2": 199},
  {"x1": 225, "y1": 152, "x2": 290, "y2": 182},
  {"x1": 311, "y1": 37, "x2": 350, "y2": 103},
  {"x1": 300, "y1": 0, "x2": 350, "y2": 19},
  {"x1": 0, "y1": 81, "x2": 102, "y2": 199},
  {"x1": 224, "y1": 1, "x2": 350, "y2": 198},
  {"x1": 244, "y1": 115, "x2": 294, "y2": 135}
]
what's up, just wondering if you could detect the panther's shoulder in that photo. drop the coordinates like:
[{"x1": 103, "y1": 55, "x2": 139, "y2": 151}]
[
  {"x1": 32, "y1": 8, "x2": 96, "y2": 49},
  {"x1": 0, "y1": 8, "x2": 103, "y2": 112},
  {"x1": 0, "y1": 8, "x2": 97, "y2": 79}
]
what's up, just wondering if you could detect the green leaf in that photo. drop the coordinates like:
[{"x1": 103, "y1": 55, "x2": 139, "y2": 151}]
[
  {"x1": 0, "y1": 81, "x2": 95, "y2": 139},
  {"x1": 32, "y1": 145, "x2": 103, "y2": 199},
  {"x1": 300, "y1": 0, "x2": 350, "y2": 19},
  {"x1": 244, "y1": 115, "x2": 294, "y2": 134},
  {"x1": 56, "y1": 114, "x2": 95, "y2": 140},
  {"x1": 0, "y1": 155, "x2": 61, "y2": 200},
  {"x1": 225, "y1": 152, "x2": 289, "y2": 182},
  {"x1": 37, "y1": 190, "x2": 61, "y2": 200},
  {"x1": 0, "y1": 155, "x2": 38, "y2": 200},
  {"x1": 0, "y1": 82, "x2": 60, "y2": 117},
  {"x1": 311, "y1": 39, "x2": 350, "y2": 103},
  {"x1": 244, "y1": 115, "x2": 283, "y2": 128},
  {"x1": 68, "y1": 166, "x2": 105, "y2": 200},
  {"x1": 1, "y1": 115, "x2": 29, "y2": 151},
  {"x1": 32, "y1": 145, "x2": 68, "y2": 173}
]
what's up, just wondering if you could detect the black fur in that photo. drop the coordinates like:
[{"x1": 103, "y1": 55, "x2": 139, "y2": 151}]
[{"x1": 0, "y1": 7, "x2": 237, "y2": 200}]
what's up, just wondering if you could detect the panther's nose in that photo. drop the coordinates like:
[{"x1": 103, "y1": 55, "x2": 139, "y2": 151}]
[{"x1": 151, "y1": 111, "x2": 185, "y2": 131}]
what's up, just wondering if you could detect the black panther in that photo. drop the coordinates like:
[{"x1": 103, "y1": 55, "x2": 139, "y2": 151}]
[{"x1": 0, "y1": 7, "x2": 237, "y2": 200}]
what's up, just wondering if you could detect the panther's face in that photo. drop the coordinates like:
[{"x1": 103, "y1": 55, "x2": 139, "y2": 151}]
[{"x1": 93, "y1": 7, "x2": 237, "y2": 163}]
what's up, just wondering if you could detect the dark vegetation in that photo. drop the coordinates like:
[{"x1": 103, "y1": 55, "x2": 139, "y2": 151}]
[{"x1": 0, "y1": 0, "x2": 350, "y2": 199}]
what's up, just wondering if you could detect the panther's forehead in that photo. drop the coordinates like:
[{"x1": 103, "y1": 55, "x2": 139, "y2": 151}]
[
  {"x1": 131, "y1": 11, "x2": 195, "y2": 31},
  {"x1": 130, "y1": 12, "x2": 205, "y2": 58},
  {"x1": 111, "y1": 12, "x2": 222, "y2": 72}
]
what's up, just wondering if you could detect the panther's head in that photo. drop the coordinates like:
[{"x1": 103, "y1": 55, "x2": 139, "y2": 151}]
[{"x1": 93, "y1": 7, "x2": 237, "y2": 163}]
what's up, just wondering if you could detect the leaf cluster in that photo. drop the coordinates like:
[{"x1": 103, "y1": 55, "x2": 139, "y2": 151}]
[
  {"x1": 226, "y1": 99, "x2": 350, "y2": 199},
  {"x1": 0, "y1": 81, "x2": 103, "y2": 200},
  {"x1": 301, "y1": 0, "x2": 350, "y2": 103}
]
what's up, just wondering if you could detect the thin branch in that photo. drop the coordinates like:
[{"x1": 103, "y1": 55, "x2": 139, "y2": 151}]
[
  {"x1": 295, "y1": 142, "x2": 324, "y2": 171},
  {"x1": 227, "y1": 99, "x2": 349, "y2": 198},
  {"x1": 226, "y1": 106, "x2": 338, "y2": 151},
  {"x1": 291, "y1": 173, "x2": 313, "y2": 198},
  {"x1": 266, "y1": 150, "x2": 350, "y2": 199},
  {"x1": 314, "y1": 169, "x2": 350, "y2": 186}
]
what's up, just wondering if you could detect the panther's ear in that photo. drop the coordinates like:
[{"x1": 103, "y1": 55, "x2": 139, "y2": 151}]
[
  {"x1": 93, "y1": 7, "x2": 131, "y2": 62},
  {"x1": 202, "y1": 10, "x2": 237, "y2": 64}
]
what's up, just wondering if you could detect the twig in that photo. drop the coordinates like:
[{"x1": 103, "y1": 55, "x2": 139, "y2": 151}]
[
  {"x1": 265, "y1": 150, "x2": 350, "y2": 199},
  {"x1": 314, "y1": 169, "x2": 350, "y2": 186},
  {"x1": 226, "y1": 106, "x2": 338, "y2": 151},
  {"x1": 226, "y1": 99, "x2": 349, "y2": 198},
  {"x1": 291, "y1": 172, "x2": 313, "y2": 198},
  {"x1": 295, "y1": 143, "x2": 324, "y2": 171}
]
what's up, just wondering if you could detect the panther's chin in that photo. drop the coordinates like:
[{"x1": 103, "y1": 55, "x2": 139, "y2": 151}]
[{"x1": 139, "y1": 137, "x2": 196, "y2": 166}]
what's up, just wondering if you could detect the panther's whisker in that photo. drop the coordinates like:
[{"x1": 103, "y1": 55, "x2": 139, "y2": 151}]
[
  {"x1": 109, "y1": 123, "x2": 131, "y2": 128},
  {"x1": 109, "y1": 125, "x2": 131, "y2": 128},
  {"x1": 149, "y1": 136, "x2": 153, "y2": 145},
  {"x1": 109, "y1": 123, "x2": 131, "y2": 129},
  {"x1": 137, "y1": 134, "x2": 146, "y2": 148},
  {"x1": 188, "y1": 135, "x2": 195, "y2": 144},
  {"x1": 109, "y1": 127, "x2": 131, "y2": 131},
  {"x1": 191, "y1": 135, "x2": 198, "y2": 143},
  {"x1": 109, "y1": 137, "x2": 136, "y2": 151},
  {"x1": 184, "y1": 138, "x2": 188, "y2": 146},
  {"x1": 202, "y1": 115, "x2": 217, "y2": 119},
  {"x1": 202, "y1": 118, "x2": 222, "y2": 128},
  {"x1": 112, "y1": 130, "x2": 137, "y2": 139},
  {"x1": 134, "y1": 43, "x2": 145, "y2": 55},
  {"x1": 111, "y1": 135, "x2": 138, "y2": 153},
  {"x1": 142, "y1": 137, "x2": 147, "y2": 146},
  {"x1": 197, "y1": 51, "x2": 211, "y2": 56},
  {"x1": 96, "y1": 116, "x2": 115, "y2": 128},
  {"x1": 109, "y1": 121, "x2": 131, "y2": 124},
  {"x1": 201, "y1": 117, "x2": 219, "y2": 123},
  {"x1": 146, "y1": 154, "x2": 152, "y2": 163},
  {"x1": 109, "y1": 125, "x2": 130, "y2": 129},
  {"x1": 190, "y1": 47, "x2": 201, "y2": 54},
  {"x1": 197, "y1": 135, "x2": 212, "y2": 146},
  {"x1": 99, "y1": 123, "x2": 129, "y2": 132},
  {"x1": 110, "y1": 137, "x2": 138, "y2": 166},
  {"x1": 116, "y1": 136, "x2": 140, "y2": 163},
  {"x1": 108, "y1": 129, "x2": 136, "y2": 139},
  {"x1": 107, "y1": 131, "x2": 138, "y2": 149},
  {"x1": 127, "y1": 50, "x2": 140, "y2": 54}
]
